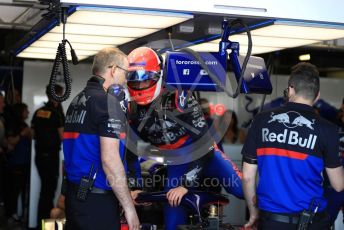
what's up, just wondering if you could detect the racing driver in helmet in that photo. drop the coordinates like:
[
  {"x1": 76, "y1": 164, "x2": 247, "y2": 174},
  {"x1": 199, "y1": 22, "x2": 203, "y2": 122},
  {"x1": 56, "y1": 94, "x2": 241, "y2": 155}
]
[{"x1": 125, "y1": 47, "x2": 244, "y2": 230}]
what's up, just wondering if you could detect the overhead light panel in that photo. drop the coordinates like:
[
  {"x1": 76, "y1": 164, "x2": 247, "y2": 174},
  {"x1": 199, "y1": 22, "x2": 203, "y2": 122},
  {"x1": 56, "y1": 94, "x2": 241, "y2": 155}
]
[
  {"x1": 67, "y1": 7, "x2": 192, "y2": 29},
  {"x1": 223, "y1": 35, "x2": 319, "y2": 48},
  {"x1": 23, "y1": 47, "x2": 98, "y2": 56},
  {"x1": 39, "y1": 33, "x2": 134, "y2": 45},
  {"x1": 31, "y1": 41, "x2": 111, "y2": 51},
  {"x1": 17, "y1": 52, "x2": 88, "y2": 60},
  {"x1": 50, "y1": 24, "x2": 157, "y2": 37},
  {"x1": 186, "y1": 42, "x2": 283, "y2": 55},
  {"x1": 299, "y1": 54, "x2": 311, "y2": 61},
  {"x1": 16, "y1": 6, "x2": 192, "y2": 60},
  {"x1": 183, "y1": 20, "x2": 344, "y2": 55},
  {"x1": 252, "y1": 21, "x2": 344, "y2": 40}
]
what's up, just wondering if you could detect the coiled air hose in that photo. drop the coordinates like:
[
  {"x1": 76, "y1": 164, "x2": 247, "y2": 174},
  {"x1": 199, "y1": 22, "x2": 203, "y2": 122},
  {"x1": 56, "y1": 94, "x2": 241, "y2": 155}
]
[{"x1": 49, "y1": 7, "x2": 78, "y2": 102}]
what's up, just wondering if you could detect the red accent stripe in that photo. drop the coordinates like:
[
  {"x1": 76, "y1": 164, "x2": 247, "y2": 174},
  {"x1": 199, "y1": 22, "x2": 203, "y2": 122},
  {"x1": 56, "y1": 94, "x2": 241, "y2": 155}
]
[
  {"x1": 158, "y1": 135, "x2": 189, "y2": 150},
  {"x1": 175, "y1": 90, "x2": 184, "y2": 113},
  {"x1": 215, "y1": 145, "x2": 243, "y2": 179},
  {"x1": 257, "y1": 147, "x2": 308, "y2": 160},
  {"x1": 63, "y1": 132, "x2": 79, "y2": 139},
  {"x1": 120, "y1": 132, "x2": 126, "y2": 139}
]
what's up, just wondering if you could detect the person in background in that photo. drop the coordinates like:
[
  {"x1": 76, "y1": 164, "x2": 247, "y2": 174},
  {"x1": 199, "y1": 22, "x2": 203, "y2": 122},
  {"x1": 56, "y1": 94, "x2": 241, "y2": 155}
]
[
  {"x1": 217, "y1": 110, "x2": 246, "y2": 145},
  {"x1": 50, "y1": 194, "x2": 65, "y2": 219},
  {"x1": 242, "y1": 62, "x2": 344, "y2": 230},
  {"x1": 31, "y1": 84, "x2": 65, "y2": 224},
  {"x1": 337, "y1": 97, "x2": 344, "y2": 133},
  {"x1": 323, "y1": 97, "x2": 344, "y2": 226},
  {"x1": 3, "y1": 89, "x2": 22, "y2": 130},
  {"x1": 0, "y1": 92, "x2": 6, "y2": 207},
  {"x1": 5, "y1": 103, "x2": 31, "y2": 223},
  {"x1": 199, "y1": 98, "x2": 223, "y2": 149}
]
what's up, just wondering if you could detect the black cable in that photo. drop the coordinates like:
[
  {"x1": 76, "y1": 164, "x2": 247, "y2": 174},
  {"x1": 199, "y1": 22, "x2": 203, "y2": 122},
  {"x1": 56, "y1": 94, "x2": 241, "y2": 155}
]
[
  {"x1": 258, "y1": 53, "x2": 274, "y2": 112},
  {"x1": 48, "y1": 7, "x2": 78, "y2": 102},
  {"x1": 180, "y1": 19, "x2": 252, "y2": 99},
  {"x1": 5, "y1": 53, "x2": 16, "y2": 104},
  {"x1": 168, "y1": 32, "x2": 175, "y2": 51},
  {"x1": 230, "y1": 19, "x2": 252, "y2": 98},
  {"x1": 49, "y1": 40, "x2": 71, "y2": 102}
]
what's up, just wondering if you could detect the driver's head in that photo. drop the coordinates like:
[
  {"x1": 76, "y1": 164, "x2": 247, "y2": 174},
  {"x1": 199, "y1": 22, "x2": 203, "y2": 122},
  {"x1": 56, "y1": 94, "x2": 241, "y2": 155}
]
[{"x1": 127, "y1": 47, "x2": 163, "y2": 105}]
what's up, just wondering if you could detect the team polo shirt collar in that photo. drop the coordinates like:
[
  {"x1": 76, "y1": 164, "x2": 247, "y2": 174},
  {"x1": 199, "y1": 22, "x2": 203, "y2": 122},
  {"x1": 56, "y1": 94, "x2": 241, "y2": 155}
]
[
  {"x1": 86, "y1": 76, "x2": 106, "y2": 90},
  {"x1": 285, "y1": 102, "x2": 314, "y2": 112}
]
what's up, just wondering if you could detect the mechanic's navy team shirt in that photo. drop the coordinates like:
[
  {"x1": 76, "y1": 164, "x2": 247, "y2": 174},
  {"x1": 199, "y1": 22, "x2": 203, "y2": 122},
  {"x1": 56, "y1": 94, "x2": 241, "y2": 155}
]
[
  {"x1": 63, "y1": 77, "x2": 127, "y2": 190},
  {"x1": 242, "y1": 102, "x2": 341, "y2": 213}
]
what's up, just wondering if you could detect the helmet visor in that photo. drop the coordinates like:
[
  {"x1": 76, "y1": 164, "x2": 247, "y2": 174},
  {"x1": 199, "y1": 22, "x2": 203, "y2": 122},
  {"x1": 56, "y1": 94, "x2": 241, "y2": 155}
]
[{"x1": 127, "y1": 70, "x2": 160, "y2": 90}]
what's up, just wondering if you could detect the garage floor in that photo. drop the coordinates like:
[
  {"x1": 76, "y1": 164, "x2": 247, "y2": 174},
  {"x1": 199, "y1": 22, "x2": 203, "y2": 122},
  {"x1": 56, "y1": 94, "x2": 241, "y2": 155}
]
[{"x1": 0, "y1": 205, "x2": 26, "y2": 230}]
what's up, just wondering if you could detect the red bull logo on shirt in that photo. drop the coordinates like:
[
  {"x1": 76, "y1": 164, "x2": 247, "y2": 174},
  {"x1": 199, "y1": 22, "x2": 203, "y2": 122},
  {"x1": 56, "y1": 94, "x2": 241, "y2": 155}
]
[
  {"x1": 268, "y1": 111, "x2": 315, "y2": 130},
  {"x1": 262, "y1": 128, "x2": 317, "y2": 149},
  {"x1": 264, "y1": 111, "x2": 318, "y2": 149}
]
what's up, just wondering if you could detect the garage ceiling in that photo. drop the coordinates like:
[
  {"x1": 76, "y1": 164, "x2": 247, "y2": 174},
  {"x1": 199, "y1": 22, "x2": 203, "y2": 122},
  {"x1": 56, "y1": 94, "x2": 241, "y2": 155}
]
[
  {"x1": 0, "y1": 0, "x2": 45, "y2": 30},
  {"x1": 1, "y1": 0, "x2": 344, "y2": 77}
]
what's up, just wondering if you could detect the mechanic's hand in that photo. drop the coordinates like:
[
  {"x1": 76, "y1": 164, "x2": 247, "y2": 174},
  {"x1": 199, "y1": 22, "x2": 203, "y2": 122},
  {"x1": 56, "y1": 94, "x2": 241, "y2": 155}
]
[
  {"x1": 244, "y1": 207, "x2": 259, "y2": 229},
  {"x1": 131, "y1": 190, "x2": 151, "y2": 206},
  {"x1": 166, "y1": 186, "x2": 188, "y2": 207},
  {"x1": 125, "y1": 209, "x2": 140, "y2": 230}
]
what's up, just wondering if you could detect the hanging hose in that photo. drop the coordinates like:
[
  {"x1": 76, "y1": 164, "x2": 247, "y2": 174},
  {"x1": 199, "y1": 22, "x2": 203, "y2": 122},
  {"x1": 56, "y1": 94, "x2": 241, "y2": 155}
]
[
  {"x1": 49, "y1": 40, "x2": 71, "y2": 102},
  {"x1": 258, "y1": 53, "x2": 275, "y2": 112},
  {"x1": 48, "y1": 7, "x2": 78, "y2": 102},
  {"x1": 179, "y1": 19, "x2": 252, "y2": 99}
]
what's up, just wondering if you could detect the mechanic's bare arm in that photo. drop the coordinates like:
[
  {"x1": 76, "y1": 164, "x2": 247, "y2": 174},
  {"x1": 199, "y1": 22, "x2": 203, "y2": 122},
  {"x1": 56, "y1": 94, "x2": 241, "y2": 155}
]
[
  {"x1": 242, "y1": 162, "x2": 259, "y2": 228},
  {"x1": 100, "y1": 137, "x2": 140, "y2": 230},
  {"x1": 326, "y1": 166, "x2": 344, "y2": 192}
]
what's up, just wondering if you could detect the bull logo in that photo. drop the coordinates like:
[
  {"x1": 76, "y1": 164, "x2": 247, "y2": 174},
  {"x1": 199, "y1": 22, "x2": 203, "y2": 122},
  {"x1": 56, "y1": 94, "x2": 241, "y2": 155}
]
[
  {"x1": 340, "y1": 136, "x2": 344, "y2": 143},
  {"x1": 268, "y1": 112, "x2": 290, "y2": 124},
  {"x1": 71, "y1": 92, "x2": 90, "y2": 108},
  {"x1": 339, "y1": 133, "x2": 344, "y2": 152},
  {"x1": 292, "y1": 115, "x2": 315, "y2": 130},
  {"x1": 120, "y1": 100, "x2": 127, "y2": 113},
  {"x1": 148, "y1": 120, "x2": 174, "y2": 134},
  {"x1": 185, "y1": 166, "x2": 202, "y2": 182},
  {"x1": 268, "y1": 111, "x2": 316, "y2": 130}
]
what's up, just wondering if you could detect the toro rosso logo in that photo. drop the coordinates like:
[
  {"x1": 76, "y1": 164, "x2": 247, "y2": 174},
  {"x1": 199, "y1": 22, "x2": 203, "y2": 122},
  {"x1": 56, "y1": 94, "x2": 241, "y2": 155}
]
[
  {"x1": 339, "y1": 133, "x2": 344, "y2": 152},
  {"x1": 268, "y1": 111, "x2": 315, "y2": 130}
]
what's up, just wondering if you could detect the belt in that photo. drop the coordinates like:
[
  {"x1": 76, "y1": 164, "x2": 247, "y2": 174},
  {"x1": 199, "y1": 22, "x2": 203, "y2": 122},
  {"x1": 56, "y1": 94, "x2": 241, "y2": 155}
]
[
  {"x1": 67, "y1": 181, "x2": 113, "y2": 195},
  {"x1": 260, "y1": 210, "x2": 327, "y2": 224},
  {"x1": 261, "y1": 211, "x2": 299, "y2": 224}
]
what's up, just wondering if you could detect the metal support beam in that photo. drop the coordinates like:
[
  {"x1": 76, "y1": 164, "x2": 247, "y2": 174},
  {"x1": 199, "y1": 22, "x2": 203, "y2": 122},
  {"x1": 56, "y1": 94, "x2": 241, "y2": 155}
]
[
  {"x1": 0, "y1": 2, "x2": 46, "y2": 9},
  {"x1": 0, "y1": 21, "x2": 32, "y2": 30}
]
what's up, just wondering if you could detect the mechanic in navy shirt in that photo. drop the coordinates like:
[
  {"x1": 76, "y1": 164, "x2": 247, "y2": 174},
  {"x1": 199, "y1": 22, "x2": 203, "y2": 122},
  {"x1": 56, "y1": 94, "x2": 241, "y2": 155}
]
[
  {"x1": 63, "y1": 47, "x2": 139, "y2": 230},
  {"x1": 323, "y1": 99, "x2": 344, "y2": 225},
  {"x1": 242, "y1": 62, "x2": 344, "y2": 230}
]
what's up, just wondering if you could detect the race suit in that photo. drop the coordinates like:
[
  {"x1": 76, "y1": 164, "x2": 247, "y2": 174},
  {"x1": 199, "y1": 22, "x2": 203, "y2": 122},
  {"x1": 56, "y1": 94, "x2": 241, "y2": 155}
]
[{"x1": 127, "y1": 90, "x2": 243, "y2": 230}]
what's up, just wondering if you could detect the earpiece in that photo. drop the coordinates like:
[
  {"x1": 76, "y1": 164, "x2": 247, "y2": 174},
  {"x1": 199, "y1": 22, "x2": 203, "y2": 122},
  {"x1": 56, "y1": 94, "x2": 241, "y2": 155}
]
[{"x1": 107, "y1": 84, "x2": 125, "y2": 99}]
